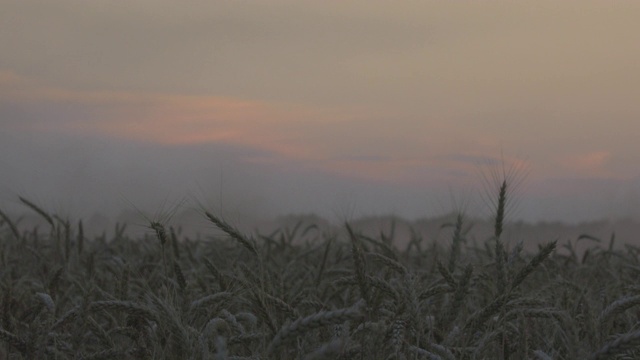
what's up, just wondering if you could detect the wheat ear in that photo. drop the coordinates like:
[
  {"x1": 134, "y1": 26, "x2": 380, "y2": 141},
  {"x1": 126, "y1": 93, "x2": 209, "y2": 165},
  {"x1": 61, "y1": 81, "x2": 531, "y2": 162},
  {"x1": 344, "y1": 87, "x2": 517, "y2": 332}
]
[
  {"x1": 589, "y1": 330, "x2": 640, "y2": 360},
  {"x1": 205, "y1": 212, "x2": 258, "y2": 257},
  {"x1": 267, "y1": 300, "x2": 365, "y2": 355}
]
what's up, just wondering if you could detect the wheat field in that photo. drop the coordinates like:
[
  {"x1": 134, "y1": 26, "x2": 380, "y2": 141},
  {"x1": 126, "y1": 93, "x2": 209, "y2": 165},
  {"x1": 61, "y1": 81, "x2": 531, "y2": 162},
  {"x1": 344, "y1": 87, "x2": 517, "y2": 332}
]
[{"x1": 1, "y1": 183, "x2": 640, "y2": 359}]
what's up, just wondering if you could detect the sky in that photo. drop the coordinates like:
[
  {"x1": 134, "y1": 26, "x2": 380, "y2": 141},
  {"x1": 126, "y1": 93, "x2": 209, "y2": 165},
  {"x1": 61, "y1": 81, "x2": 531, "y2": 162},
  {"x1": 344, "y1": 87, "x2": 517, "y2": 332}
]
[{"x1": 2, "y1": 1, "x2": 640, "y2": 224}]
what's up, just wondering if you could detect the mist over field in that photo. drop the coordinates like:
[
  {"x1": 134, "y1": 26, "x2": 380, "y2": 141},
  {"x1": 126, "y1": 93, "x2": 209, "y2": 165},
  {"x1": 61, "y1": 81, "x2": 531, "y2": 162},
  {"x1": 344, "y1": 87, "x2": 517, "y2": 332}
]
[
  {"x1": 4, "y1": 125, "x2": 640, "y2": 252},
  {"x1": 3, "y1": 128, "x2": 640, "y2": 228},
  {"x1": 0, "y1": 126, "x2": 640, "y2": 242}
]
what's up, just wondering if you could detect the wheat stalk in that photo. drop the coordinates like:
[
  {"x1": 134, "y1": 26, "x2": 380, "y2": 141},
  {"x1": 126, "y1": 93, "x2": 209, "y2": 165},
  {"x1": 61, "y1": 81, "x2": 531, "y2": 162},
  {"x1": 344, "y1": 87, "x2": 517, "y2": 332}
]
[
  {"x1": 510, "y1": 240, "x2": 556, "y2": 290},
  {"x1": 0, "y1": 209, "x2": 20, "y2": 241},
  {"x1": 19, "y1": 196, "x2": 54, "y2": 227},
  {"x1": 346, "y1": 224, "x2": 371, "y2": 306}
]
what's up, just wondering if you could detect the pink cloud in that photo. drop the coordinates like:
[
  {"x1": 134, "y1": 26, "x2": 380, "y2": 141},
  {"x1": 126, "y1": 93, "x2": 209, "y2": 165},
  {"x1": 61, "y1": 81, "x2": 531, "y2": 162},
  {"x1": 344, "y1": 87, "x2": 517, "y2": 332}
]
[
  {"x1": 0, "y1": 71, "x2": 524, "y2": 188},
  {"x1": 4, "y1": 71, "x2": 453, "y2": 187},
  {"x1": 1, "y1": 71, "x2": 335, "y2": 160},
  {"x1": 559, "y1": 151, "x2": 613, "y2": 176}
]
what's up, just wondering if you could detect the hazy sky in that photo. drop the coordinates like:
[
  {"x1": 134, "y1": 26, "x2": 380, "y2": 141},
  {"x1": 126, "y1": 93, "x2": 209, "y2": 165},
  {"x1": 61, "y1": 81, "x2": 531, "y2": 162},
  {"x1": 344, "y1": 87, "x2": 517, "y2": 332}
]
[{"x1": 2, "y1": 1, "x2": 640, "y2": 223}]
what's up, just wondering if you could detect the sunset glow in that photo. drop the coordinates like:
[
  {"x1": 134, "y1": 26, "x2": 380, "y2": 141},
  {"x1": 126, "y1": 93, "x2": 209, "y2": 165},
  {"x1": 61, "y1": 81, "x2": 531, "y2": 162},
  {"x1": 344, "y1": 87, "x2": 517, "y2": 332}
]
[{"x1": 2, "y1": 1, "x2": 640, "y2": 222}]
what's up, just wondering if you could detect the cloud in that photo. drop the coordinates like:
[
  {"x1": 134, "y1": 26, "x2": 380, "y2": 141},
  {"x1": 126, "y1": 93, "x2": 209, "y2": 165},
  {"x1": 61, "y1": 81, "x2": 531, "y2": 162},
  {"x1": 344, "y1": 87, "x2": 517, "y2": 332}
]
[
  {"x1": 2, "y1": 71, "x2": 458, "y2": 186},
  {"x1": 1, "y1": 71, "x2": 328, "y2": 158},
  {"x1": 560, "y1": 151, "x2": 613, "y2": 177}
]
